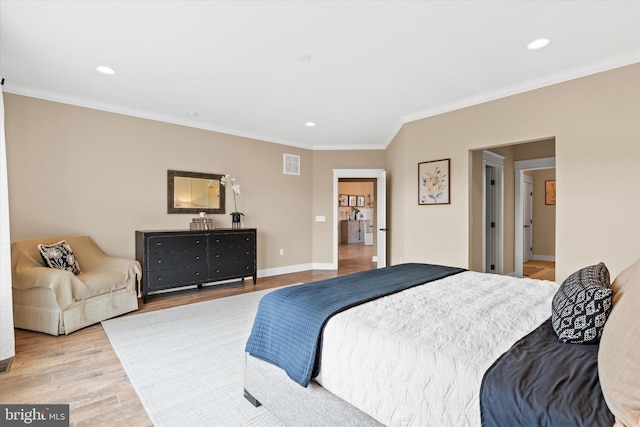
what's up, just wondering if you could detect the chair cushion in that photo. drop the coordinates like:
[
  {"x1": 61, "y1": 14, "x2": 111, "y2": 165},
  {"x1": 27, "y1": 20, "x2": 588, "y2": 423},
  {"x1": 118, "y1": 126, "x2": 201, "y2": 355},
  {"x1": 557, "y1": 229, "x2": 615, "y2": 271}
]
[{"x1": 38, "y1": 240, "x2": 82, "y2": 275}]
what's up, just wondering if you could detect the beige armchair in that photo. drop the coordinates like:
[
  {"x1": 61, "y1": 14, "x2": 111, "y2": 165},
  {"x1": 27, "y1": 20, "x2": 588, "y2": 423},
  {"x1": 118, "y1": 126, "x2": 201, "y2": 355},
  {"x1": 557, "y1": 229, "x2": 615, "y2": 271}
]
[{"x1": 11, "y1": 236, "x2": 140, "y2": 335}]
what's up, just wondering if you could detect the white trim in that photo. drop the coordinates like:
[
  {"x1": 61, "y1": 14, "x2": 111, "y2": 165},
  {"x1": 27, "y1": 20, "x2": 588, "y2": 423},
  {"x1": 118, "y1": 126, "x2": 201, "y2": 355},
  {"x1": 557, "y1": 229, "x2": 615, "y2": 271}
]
[
  {"x1": 482, "y1": 151, "x2": 504, "y2": 274},
  {"x1": 514, "y1": 156, "x2": 556, "y2": 277},
  {"x1": 0, "y1": 86, "x2": 16, "y2": 364},
  {"x1": 258, "y1": 263, "x2": 313, "y2": 277},
  {"x1": 8, "y1": 53, "x2": 638, "y2": 153},
  {"x1": 400, "y1": 51, "x2": 640, "y2": 126},
  {"x1": 533, "y1": 254, "x2": 556, "y2": 262}
]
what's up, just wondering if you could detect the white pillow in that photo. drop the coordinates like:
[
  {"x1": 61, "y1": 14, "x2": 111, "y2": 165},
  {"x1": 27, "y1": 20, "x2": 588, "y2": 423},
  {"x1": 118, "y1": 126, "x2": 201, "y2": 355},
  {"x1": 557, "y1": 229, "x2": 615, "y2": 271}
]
[{"x1": 598, "y1": 258, "x2": 640, "y2": 427}]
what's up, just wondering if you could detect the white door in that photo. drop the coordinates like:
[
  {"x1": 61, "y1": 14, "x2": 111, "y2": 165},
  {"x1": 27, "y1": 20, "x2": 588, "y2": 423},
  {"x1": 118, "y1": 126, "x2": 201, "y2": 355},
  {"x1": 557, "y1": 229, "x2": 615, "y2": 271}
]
[
  {"x1": 523, "y1": 176, "x2": 534, "y2": 263},
  {"x1": 376, "y1": 170, "x2": 387, "y2": 268}
]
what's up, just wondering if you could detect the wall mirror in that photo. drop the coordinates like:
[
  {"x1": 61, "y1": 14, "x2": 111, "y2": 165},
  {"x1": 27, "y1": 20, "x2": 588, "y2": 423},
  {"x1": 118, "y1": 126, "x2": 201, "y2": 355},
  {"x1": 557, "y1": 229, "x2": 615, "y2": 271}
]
[{"x1": 167, "y1": 170, "x2": 226, "y2": 214}]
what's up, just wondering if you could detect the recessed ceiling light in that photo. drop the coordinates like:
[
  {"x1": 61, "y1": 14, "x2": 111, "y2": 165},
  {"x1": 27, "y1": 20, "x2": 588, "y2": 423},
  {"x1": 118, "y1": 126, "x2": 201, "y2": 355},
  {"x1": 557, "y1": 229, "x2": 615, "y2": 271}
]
[
  {"x1": 527, "y1": 38, "x2": 550, "y2": 51},
  {"x1": 305, "y1": 121, "x2": 315, "y2": 127},
  {"x1": 187, "y1": 112, "x2": 199, "y2": 117},
  {"x1": 96, "y1": 65, "x2": 116, "y2": 75},
  {"x1": 297, "y1": 53, "x2": 312, "y2": 62}
]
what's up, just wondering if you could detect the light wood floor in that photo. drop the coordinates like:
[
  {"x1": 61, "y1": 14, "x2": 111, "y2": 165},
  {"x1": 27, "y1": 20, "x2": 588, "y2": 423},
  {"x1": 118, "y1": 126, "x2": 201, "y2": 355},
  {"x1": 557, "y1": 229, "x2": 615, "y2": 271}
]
[
  {"x1": 1, "y1": 247, "x2": 553, "y2": 426},
  {"x1": 0, "y1": 243, "x2": 375, "y2": 426},
  {"x1": 523, "y1": 260, "x2": 556, "y2": 281}
]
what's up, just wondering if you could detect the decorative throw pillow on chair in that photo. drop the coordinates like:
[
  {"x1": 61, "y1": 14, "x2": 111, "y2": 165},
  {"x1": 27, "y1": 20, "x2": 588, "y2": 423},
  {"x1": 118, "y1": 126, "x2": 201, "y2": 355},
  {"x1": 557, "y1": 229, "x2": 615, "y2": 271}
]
[
  {"x1": 551, "y1": 262, "x2": 613, "y2": 344},
  {"x1": 38, "y1": 240, "x2": 82, "y2": 275}
]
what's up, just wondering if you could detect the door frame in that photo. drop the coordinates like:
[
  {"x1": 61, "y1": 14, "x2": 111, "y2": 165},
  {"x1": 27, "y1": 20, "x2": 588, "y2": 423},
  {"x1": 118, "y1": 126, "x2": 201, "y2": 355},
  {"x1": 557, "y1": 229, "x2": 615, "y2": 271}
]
[
  {"x1": 482, "y1": 150, "x2": 504, "y2": 274},
  {"x1": 514, "y1": 157, "x2": 555, "y2": 277},
  {"x1": 523, "y1": 174, "x2": 534, "y2": 263},
  {"x1": 333, "y1": 169, "x2": 387, "y2": 269}
]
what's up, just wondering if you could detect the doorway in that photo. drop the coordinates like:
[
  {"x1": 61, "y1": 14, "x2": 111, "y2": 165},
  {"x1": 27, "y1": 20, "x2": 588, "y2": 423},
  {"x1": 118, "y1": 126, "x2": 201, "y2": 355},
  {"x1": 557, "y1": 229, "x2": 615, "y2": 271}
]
[
  {"x1": 470, "y1": 138, "x2": 556, "y2": 278},
  {"x1": 333, "y1": 169, "x2": 387, "y2": 271},
  {"x1": 483, "y1": 151, "x2": 504, "y2": 274},
  {"x1": 514, "y1": 157, "x2": 556, "y2": 277}
]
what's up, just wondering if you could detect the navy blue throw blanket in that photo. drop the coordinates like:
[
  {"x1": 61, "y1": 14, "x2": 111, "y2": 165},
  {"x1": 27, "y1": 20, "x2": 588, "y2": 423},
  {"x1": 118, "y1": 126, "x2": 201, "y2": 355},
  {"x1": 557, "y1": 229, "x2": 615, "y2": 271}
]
[
  {"x1": 480, "y1": 319, "x2": 614, "y2": 427},
  {"x1": 245, "y1": 263, "x2": 465, "y2": 387}
]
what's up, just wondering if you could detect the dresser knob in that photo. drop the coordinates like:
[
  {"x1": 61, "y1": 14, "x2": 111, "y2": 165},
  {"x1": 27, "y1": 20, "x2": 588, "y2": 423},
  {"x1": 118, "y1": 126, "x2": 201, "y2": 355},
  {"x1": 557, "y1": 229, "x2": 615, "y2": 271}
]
[
  {"x1": 195, "y1": 256, "x2": 200, "y2": 260},
  {"x1": 195, "y1": 272, "x2": 200, "y2": 276},
  {"x1": 216, "y1": 254, "x2": 220, "y2": 258},
  {"x1": 196, "y1": 240, "x2": 200, "y2": 244},
  {"x1": 157, "y1": 242, "x2": 163, "y2": 246},
  {"x1": 216, "y1": 269, "x2": 220, "y2": 273},
  {"x1": 246, "y1": 251, "x2": 249, "y2": 255},
  {"x1": 157, "y1": 277, "x2": 162, "y2": 281},
  {"x1": 215, "y1": 239, "x2": 220, "y2": 243},
  {"x1": 157, "y1": 260, "x2": 162, "y2": 263}
]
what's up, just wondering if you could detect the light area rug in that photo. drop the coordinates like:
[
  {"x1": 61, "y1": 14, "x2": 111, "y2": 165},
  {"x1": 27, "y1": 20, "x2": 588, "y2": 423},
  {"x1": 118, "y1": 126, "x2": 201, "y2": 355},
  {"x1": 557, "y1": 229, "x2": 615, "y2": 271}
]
[{"x1": 102, "y1": 288, "x2": 288, "y2": 427}]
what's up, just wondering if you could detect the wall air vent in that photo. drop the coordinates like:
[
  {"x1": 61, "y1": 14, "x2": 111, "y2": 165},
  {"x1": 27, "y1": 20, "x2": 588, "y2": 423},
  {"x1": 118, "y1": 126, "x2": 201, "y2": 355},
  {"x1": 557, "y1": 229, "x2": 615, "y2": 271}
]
[{"x1": 283, "y1": 153, "x2": 300, "y2": 176}]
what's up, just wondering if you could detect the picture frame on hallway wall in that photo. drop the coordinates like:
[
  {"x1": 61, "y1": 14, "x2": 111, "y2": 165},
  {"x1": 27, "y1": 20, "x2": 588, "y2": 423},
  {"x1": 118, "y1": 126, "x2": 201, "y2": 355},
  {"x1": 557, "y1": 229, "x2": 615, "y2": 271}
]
[
  {"x1": 545, "y1": 180, "x2": 556, "y2": 205},
  {"x1": 348, "y1": 195, "x2": 357, "y2": 207},
  {"x1": 357, "y1": 196, "x2": 365, "y2": 207},
  {"x1": 418, "y1": 158, "x2": 450, "y2": 205},
  {"x1": 338, "y1": 194, "x2": 349, "y2": 207}
]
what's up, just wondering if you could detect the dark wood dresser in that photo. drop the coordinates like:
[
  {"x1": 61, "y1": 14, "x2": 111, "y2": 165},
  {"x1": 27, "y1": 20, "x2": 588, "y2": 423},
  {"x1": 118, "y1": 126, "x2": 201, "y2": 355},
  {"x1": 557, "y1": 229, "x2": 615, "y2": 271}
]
[{"x1": 135, "y1": 229, "x2": 257, "y2": 302}]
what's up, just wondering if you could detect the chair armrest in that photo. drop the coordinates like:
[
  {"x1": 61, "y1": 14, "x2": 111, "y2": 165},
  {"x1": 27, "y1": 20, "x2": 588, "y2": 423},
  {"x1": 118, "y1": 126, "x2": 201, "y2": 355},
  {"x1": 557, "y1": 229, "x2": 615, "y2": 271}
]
[
  {"x1": 88, "y1": 256, "x2": 141, "y2": 276},
  {"x1": 86, "y1": 256, "x2": 142, "y2": 296},
  {"x1": 13, "y1": 266, "x2": 83, "y2": 310}
]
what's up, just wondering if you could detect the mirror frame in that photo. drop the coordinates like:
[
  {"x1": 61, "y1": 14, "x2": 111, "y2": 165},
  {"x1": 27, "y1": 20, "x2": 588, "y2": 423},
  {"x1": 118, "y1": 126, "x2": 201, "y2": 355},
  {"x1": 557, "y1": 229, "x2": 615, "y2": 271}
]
[{"x1": 167, "y1": 170, "x2": 226, "y2": 214}]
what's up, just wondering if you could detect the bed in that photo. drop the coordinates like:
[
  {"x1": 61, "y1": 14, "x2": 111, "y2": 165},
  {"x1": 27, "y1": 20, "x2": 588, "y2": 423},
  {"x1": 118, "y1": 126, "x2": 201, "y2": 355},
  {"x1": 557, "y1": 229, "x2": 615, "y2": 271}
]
[{"x1": 243, "y1": 260, "x2": 640, "y2": 426}]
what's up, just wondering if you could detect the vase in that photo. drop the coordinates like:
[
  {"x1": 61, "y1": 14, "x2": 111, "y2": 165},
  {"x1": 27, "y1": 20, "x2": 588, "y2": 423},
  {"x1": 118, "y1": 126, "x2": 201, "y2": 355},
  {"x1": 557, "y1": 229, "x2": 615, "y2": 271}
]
[{"x1": 232, "y1": 213, "x2": 241, "y2": 229}]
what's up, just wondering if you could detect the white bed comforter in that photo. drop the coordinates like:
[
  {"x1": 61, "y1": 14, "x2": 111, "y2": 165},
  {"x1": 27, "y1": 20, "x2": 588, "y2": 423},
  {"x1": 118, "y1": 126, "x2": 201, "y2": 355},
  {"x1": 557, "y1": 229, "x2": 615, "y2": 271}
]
[{"x1": 315, "y1": 271, "x2": 559, "y2": 427}]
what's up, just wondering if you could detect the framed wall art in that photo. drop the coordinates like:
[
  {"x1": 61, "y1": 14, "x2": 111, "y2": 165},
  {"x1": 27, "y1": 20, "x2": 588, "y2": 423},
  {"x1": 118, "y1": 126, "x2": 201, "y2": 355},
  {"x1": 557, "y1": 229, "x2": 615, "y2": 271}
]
[
  {"x1": 357, "y1": 195, "x2": 365, "y2": 207},
  {"x1": 418, "y1": 159, "x2": 450, "y2": 205},
  {"x1": 338, "y1": 194, "x2": 349, "y2": 207},
  {"x1": 348, "y1": 195, "x2": 357, "y2": 207},
  {"x1": 545, "y1": 180, "x2": 556, "y2": 205}
]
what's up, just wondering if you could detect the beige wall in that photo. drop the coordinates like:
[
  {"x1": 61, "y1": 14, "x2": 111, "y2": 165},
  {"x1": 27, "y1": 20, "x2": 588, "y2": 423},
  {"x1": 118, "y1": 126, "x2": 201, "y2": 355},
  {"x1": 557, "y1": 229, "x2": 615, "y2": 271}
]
[
  {"x1": 388, "y1": 63, "x2": 640, "y2": 281},
  {"x1": 5, "y1": 64, "x2": 639, "y2": 281},
  {"x1": 530, "y1": 168, "x2": 556, "y2": 259},
  {"x1": 4, "y1": 94, "x2": 385, "y2": 274},
  {"x1": 4, "y1": 94, "x2": 317, "y2": 272}
]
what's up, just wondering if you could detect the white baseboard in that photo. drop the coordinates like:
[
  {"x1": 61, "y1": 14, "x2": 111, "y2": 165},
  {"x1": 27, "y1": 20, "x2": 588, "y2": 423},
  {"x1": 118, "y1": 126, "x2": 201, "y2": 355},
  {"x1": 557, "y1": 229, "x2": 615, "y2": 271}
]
[
  {"x1": 257, "y1": 263, "x2": 314, "y2": 278},
  {"x1": 532, "y1": 255, "x2": 556, "y2": 262},
  {"x1": 311, "y1": 262, "x2": 337, "y2": 270}
]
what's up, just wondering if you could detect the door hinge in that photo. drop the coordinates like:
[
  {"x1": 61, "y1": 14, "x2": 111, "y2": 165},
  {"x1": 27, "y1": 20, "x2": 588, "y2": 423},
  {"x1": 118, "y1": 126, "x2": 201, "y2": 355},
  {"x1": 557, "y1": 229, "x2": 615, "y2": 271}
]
[
  {"x1": 490, "y1": 264, "x2": 495, "y2": 270},
  {"x1": 491, "y1": 179, "x2": 495, "y2": 185},
  {"x1": 490, "y1": 222, "x2": 495, "y2": 228}
]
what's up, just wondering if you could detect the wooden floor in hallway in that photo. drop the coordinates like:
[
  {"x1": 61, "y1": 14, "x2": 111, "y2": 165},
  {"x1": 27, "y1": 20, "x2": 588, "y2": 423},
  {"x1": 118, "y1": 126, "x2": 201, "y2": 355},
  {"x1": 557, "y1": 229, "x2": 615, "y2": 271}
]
[
  {"x1": 523, "y1": 260, "x2": 556, "y2": 281},
  {"x1": 338, "y1": 242, "x2": 376, "y2": 272}
]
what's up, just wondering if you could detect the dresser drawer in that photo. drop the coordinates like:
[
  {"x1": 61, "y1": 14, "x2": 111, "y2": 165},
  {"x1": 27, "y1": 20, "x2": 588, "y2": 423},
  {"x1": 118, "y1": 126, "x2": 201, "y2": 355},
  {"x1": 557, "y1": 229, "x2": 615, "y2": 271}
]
[
  {"x1": 209, "y1": 232, "x2": 255, "y2": 248},
  {"x1": 147, "y1": 235, "x2": 207, "y2": 253},
  {"x1": 209, "y1": 261, "x2": 255, "y2": 280},
  {"x1": 146, "y1": 249, "x2": 207, "y2": 272},
  {"x1": 146, "y1": 267, "x2": 207, "y2": 290}
]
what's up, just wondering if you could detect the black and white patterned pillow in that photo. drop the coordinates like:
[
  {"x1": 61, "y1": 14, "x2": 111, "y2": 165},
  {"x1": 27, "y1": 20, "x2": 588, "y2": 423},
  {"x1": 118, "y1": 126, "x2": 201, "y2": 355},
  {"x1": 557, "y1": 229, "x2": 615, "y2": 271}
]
[
  {"x1": 551, "y1": 262, "x2": 612, "y2": 344},
  {"x1": 38, "y1": 240, "x2": 82, "y2": 275}
]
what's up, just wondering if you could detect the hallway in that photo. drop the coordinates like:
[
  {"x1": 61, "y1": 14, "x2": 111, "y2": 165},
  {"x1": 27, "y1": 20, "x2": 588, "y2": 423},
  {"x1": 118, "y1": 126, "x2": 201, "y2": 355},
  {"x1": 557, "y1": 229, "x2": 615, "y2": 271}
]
[{"x1": 338, "y1": 243, "x2": 376, "y2": 274}]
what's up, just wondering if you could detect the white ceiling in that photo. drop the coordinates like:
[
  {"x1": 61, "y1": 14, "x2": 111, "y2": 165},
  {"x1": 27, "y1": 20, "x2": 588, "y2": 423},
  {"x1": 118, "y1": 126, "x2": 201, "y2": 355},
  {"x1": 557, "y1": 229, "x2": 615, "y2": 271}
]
[{"x1": 1, "y1": 1, "x2": 639, "y2": 150}]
